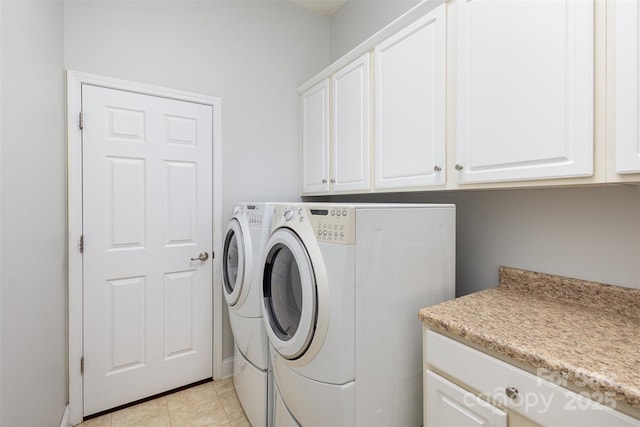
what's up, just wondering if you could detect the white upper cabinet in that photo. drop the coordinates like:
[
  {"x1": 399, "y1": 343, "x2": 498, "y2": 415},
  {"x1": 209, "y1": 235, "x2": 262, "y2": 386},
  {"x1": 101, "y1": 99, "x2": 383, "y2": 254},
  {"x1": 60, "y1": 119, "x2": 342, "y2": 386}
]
[
  {"x1": 374, "y1": 5, "x2": 446, "y2": 190},
  {"x1": 615, "y1": 0, "x2": 640, "y2": 174},
  {"x1": 301, "y1": 55, "x2": 371, "y2": 195},
  {"x1": 332, "y1": 53, "x2": 371, "y2": 193},
  {"x1": 298, "y1": 0, "x2": 618, "y2": 194},
  {"x1": 454, "y1": 0, "x2": 594, "y2": 184},
  {"x1": 301, "y1": 78, "x2": 330, "y2": 194}
]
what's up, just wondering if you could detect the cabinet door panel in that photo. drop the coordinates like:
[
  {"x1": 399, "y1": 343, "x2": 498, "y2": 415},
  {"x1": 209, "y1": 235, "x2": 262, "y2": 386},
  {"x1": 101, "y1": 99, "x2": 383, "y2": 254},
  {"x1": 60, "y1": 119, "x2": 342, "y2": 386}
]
[
  {"x1": 332, "y1": 53, "x2": 371, "y2": 192},
  {"x1": 374, "y1": 5, "x2": 446, "y2": 189},
  {"x1": 616, "y1": 0, "x2": 640, "y2": 174},
  {"x1": 302, "y1": 79, "x2": 330, "y2": 194},
  {"x1": 456, "y1": 0, "x2": 593, "y2": 183},
  {"x1": 425, "y1": 370, "x2": 507, "y2": 427}
]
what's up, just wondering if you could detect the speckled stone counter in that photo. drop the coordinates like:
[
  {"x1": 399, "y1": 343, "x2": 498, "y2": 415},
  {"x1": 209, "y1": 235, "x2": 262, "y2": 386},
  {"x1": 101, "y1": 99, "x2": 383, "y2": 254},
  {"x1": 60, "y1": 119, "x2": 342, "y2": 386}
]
[{"x1": 419, "y1": 266, "x2": 640, "y2": 410}]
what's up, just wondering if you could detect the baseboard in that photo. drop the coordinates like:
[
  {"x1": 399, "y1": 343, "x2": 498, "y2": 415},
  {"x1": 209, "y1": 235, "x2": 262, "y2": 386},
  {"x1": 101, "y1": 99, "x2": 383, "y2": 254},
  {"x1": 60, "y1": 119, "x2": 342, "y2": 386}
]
[
  {"x1": 59, "y1": 405, "x2": 71, "y2": 427},
  {"x1": 222, "y1": 356, "x2": 234, "y2": 379}
]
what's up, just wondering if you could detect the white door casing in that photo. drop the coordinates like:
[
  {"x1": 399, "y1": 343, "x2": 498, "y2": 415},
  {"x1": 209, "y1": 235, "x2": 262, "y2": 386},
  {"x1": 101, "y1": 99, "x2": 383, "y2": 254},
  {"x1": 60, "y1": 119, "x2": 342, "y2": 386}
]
[{"x1": 67, "y1": 71, "x2": 223, "y2": 424}]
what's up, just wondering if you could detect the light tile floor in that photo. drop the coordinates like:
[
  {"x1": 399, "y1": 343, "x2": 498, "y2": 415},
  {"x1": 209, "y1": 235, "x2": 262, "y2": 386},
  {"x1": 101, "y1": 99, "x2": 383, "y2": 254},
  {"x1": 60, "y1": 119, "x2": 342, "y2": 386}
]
[{"x1": 78, "y1": 379, "x2": 250, "y2": 427}]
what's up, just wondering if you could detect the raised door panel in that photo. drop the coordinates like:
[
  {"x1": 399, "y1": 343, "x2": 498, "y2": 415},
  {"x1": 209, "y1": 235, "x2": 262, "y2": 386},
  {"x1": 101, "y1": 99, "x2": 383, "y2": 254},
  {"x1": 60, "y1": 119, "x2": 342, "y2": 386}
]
[
  {"x1": 107, "y1": 157, "x2": 146, "y2": 249},
  {"x1": 302, "y1": 79, "x2": 330, "y2": 194},
  {"x1": 374, "y1": 4, "x2": 446, "y2": 189},
  {"x1": 615, "y1": 0, "x2": 640, "y2": 174},
  {"x1": 332, "y1": 53, "x2": 371, "y2": 193},
  {"x1": 425, "y1": 370, "x2": 507, "y2": 427},
  {"x1": 455, "y1": 0, "x2": 593, "y2": 184},
  {"x1": 165, "y1": 161, "x2": 197, "y2": 246}
]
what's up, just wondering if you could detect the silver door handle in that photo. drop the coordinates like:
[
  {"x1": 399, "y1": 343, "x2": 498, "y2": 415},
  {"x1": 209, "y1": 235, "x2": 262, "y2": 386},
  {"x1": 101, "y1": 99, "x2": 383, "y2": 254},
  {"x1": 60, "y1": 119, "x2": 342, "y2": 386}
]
[{"x1": 190, "y1": 252, "x2": 209, "y2": 262}]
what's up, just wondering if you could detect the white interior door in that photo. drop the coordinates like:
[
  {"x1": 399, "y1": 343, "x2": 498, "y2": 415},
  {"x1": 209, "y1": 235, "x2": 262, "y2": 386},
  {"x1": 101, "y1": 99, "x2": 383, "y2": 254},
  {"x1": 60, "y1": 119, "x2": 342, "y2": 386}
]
[{"x1": 82, "y1": 84, "x2": 213, "y2": 415}]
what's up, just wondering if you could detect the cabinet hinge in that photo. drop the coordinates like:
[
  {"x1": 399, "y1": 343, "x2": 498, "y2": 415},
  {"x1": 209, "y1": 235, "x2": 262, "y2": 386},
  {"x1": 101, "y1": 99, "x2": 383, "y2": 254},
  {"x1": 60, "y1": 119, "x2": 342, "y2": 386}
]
[
  {"x1": 79, "y1": 111, "x2": 84, "y2": 130},
  {"x1": 80, "y1": 357, "x2": 84, "y2": 375},
  {"x1": 79, "y1": 235, "x2": 84, "y2": 254}
]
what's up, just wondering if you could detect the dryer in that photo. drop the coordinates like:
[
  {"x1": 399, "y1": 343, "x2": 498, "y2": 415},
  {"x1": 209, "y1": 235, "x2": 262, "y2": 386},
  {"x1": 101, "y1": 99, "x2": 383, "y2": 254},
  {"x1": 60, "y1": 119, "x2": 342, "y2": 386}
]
[
  {"x1": 260, "y1": 204, "x2": 455, "y2": 427},
  {"x1": 223, "y1": 202, "x2": 275, "y2": 427}
]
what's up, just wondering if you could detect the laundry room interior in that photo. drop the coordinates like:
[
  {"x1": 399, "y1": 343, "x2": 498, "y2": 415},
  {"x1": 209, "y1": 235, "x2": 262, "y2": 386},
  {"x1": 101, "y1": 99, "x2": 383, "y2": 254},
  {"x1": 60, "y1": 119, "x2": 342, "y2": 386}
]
[{"x1": 2, "y1": 0, "x2": 640, "y2": 426}]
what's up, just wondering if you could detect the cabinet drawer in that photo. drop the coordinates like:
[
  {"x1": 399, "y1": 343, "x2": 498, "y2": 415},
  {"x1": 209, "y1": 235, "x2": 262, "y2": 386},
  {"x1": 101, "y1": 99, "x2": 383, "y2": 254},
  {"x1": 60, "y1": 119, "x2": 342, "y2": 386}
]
[{"x1": 425, "y1": 330, "x2": 640, "y2": 426}]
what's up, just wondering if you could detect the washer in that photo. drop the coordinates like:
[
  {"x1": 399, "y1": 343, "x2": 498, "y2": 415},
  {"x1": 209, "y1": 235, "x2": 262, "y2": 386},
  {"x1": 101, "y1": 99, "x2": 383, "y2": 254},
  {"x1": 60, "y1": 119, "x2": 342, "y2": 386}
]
[
  {"x1": 223, "y1": 202, "x2": 275, "y2": 427},
  {"x1": 260, "y1": 203, "x2": 455, "y2": 427}
]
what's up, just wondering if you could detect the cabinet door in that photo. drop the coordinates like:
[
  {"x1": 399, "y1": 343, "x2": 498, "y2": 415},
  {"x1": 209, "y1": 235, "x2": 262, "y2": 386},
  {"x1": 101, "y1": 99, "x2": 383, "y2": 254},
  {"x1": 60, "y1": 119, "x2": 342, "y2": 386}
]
[
  {"x1": 425, "y1": 370, "x2": 507, "y2": 427},
  {"x1": 427, "y1": 330, "x2": 640, "y2": 427},
  {"x1": 332, "y1": 53, "x2": 371, "y2": 193},
  {"x1": 455, "y1": 0, "x2": 593, "y2": 184},
  {"x1": 374, "y1": 5, "x2": 446, "y2": 189},
  {"x1": 302, "y1": 79, "x2": 330, "y2": 194},
  {"x1": 615, "y1": 0, "x2": 640, "y2": 174}
]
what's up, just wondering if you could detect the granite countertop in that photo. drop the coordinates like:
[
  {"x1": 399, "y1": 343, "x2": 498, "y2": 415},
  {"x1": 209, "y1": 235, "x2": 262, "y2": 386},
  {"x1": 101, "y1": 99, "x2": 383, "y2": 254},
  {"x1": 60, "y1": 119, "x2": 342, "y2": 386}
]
[{"x1": 419, "y1": 266, "x2": 640, "y2": 410}]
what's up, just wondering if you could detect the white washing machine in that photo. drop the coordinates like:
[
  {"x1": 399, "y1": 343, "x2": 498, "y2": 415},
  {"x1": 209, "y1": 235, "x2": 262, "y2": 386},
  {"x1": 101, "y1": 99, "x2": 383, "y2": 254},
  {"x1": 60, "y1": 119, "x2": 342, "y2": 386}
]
[
  {"x1": 260, "y1": 203, "x2": 455, "y2": 427},
  {"x1": 223, "y1": 202, "x2": 275, "y2": 427}
]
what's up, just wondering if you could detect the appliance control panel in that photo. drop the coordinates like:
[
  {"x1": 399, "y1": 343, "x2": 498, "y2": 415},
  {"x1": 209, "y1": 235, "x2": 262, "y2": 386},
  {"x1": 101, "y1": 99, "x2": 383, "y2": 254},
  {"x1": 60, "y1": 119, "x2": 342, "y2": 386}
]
[
  {"x1": 237, "y1": 203, "x2": 268, "y2": 226},
  {"x1": 307, "y1": 206, "x2": 355, "y2": 245},
  {"x1": 273, "y1": 205, "x2": 356, "y2": 245}
]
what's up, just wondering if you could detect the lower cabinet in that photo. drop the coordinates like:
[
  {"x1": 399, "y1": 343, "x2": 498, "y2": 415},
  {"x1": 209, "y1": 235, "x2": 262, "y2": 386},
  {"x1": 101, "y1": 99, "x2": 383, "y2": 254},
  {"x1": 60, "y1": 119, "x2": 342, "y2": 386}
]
[
  {"x1": 424, "y1": 329, "x2": 640, "y2": 427},
  {"x1": 426, "y1": 370, "x2": 507, "y2": 427}
]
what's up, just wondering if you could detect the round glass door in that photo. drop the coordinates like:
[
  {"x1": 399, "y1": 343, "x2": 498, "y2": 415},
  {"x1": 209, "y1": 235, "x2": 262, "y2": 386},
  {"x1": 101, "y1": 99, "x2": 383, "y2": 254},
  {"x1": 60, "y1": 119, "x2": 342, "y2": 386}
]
[
  {"x1": 222, "y1": 219, "x2": 247, "y2": 306},
  {"x1": 262, "y1": 228, "x2": 316, "y2": 359},
  {"x1": 264, "y1": 245, "x2": 303, "y2": 340}
]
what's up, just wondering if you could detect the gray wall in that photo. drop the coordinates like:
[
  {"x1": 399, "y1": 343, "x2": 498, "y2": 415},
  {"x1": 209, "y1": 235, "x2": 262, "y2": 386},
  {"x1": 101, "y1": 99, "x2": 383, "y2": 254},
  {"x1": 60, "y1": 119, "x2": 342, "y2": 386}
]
[
  {"x1": 1, "y1": 3, "x2": 328, "y2": 424},
  {"x1": 327, "y1": 0, "x2": 640, "y2": 294},
  {"x1": 330, "y1": 0, "x2": 420, "y2": 61},
  {"x1": 0, "y1": 1, "x2": 68, "y2": 425},
  {"x1": 64, "y1": 0, "x2": 330, "y2": 362},
  {"x1": 315, "y1": 186, "x2": 640, "y2": 296}
]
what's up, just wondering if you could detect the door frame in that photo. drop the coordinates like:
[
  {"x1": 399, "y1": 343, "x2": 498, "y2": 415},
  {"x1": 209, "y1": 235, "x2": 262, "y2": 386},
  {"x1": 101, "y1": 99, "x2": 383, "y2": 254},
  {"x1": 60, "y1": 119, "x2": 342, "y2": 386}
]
[{"x1": 66, "y1": 70, "x2": 223, "y2": 425}]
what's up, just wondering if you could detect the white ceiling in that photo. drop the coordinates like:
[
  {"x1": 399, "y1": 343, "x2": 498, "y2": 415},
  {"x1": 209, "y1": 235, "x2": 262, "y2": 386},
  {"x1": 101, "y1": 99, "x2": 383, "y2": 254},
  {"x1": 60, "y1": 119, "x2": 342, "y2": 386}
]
[{"x1": 288, "y1": 0, "x2": 347, "y2": 16}]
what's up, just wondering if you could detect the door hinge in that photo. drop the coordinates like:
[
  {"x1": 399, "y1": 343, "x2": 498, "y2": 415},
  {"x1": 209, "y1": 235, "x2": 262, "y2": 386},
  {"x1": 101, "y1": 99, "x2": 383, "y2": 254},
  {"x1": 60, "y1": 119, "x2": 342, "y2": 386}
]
[
  {"x1": 79, "y1": 235, "x2": 84, "y2": 254},
  {"x1": 79, "y1": 111, "x2": 84, "y2": 130},
  {"x1": 80, "y1": 357, "x2": 84, "y2": 375}
]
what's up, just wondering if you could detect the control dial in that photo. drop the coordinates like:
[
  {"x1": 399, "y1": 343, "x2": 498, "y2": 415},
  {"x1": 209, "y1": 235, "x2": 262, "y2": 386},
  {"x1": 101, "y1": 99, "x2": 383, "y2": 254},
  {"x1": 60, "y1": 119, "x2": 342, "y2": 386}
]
[{"x1": 284, "y1": 209, "x2": 295, "y2": 222}]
